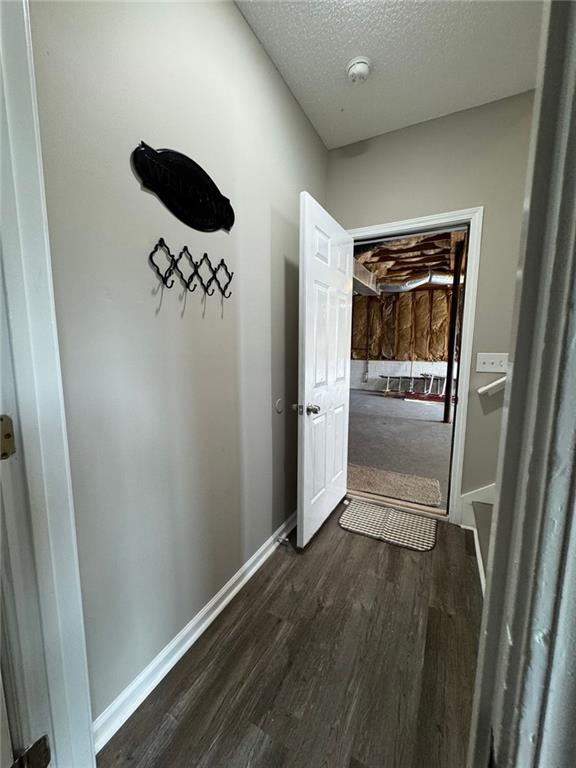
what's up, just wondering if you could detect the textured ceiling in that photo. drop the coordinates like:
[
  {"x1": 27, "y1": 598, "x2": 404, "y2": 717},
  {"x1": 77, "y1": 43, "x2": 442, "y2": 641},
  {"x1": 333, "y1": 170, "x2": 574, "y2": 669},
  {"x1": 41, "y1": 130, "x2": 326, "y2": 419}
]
[{"x1": 237, "y1": 0, "x2": 542, "y2": 149}]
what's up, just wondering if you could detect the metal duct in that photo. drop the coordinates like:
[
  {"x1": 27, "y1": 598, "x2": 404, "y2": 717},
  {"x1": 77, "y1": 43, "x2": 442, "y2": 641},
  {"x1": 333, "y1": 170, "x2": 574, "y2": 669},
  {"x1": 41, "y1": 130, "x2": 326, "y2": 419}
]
[
  {"x1": 353, "y1": 258, "x2": 379, "y2": 296},
  {"x1": 379, "y1": 273, "x2": 430, "y2": 293},
  {"x1": 430, "y1": 272, "x2": 460, "y2": 286},
  {"x1": 378, "y1": 270, "x2": 461, "y2": 293}
]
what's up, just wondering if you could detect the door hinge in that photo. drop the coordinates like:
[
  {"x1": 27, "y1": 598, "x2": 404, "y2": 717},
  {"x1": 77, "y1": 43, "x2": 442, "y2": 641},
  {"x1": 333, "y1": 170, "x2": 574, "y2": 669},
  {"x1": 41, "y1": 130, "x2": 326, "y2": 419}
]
[
  {"x1": 1, "y1": 415, "x2": 16, "y2": 460},
  {"x1": 10, "y1": 735, "x2": 50, "y2": 768}
]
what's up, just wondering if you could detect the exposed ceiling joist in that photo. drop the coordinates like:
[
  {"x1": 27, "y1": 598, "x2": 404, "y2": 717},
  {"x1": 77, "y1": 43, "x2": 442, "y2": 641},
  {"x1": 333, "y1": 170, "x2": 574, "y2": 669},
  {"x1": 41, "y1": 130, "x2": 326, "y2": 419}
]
[
  {"x1": 361, "y1": 250, "x2": 451, "y2": 265},
  {"x1": 364, "y1": 239, "x2": 452, "y2": 256},
  {"x1": 355, "y1": 229, "x2": 468, "y2": 287},
  {"x1": 382, "y1": 253, "x2": 451, "y2": 266}
]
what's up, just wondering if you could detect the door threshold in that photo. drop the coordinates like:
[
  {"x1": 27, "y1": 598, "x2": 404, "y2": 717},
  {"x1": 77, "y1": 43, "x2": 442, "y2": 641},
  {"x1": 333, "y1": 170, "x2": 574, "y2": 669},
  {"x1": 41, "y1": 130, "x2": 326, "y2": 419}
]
[{"x1": 346, "y1": 489, "x2": 448, "y2": 518}]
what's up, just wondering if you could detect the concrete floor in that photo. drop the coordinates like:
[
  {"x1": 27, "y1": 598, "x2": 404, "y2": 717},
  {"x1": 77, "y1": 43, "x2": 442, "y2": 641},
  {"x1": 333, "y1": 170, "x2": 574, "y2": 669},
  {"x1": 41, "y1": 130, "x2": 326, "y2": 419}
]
[{"x1": 348, "y1": 390, "x2": 453, "y2": 505}]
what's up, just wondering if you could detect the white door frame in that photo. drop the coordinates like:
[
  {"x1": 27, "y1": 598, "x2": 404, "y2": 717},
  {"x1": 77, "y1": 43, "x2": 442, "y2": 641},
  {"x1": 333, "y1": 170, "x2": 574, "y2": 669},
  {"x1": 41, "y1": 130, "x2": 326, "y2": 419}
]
[
  {"x1": 1, "y1": 1, "x2": 95, "y2": 765},
  {"x1": 349, "y1": 206, "x2": 483, "y2": 525},
  {"x1": 468, "y1": 2, "x2": 576, "y2": 765}
]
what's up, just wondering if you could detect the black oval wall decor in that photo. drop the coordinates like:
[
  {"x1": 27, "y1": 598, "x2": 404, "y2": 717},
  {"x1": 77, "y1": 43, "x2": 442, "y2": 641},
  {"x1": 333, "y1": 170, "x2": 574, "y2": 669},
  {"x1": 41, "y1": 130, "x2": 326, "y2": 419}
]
[{"x1": 131, "y1": 141, "x2": 235, "y2": 233}]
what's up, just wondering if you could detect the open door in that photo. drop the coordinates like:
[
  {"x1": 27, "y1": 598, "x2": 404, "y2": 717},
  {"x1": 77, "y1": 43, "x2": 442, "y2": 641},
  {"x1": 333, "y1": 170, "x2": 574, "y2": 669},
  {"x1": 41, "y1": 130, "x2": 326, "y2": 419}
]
[
  {"x1": 1, "y1": 260, "x2": 52, "y2": 766},
  {"x1": 296, "y1": 192, "x2": 353, "y2": 548},
  {"x1": 1, "y1": 4, "x2": 95, "y2": 762}
]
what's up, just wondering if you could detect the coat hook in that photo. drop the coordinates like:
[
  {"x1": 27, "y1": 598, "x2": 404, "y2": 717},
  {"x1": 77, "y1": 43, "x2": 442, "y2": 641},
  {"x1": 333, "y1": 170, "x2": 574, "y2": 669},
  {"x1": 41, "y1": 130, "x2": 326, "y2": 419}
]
[
  {"x1": 148, "y1": 239, "x2": 234, "y2": 299},
  {"x1": 149, "y1": 238, "x2": 177, "y2": 288}
]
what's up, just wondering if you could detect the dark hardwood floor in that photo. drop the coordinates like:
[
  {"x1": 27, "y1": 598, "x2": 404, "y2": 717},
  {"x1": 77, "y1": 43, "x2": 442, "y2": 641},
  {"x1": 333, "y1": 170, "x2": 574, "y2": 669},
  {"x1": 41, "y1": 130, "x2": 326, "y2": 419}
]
[{"x1": 98, "y1": 508, "x2": 483, "y2": 768}]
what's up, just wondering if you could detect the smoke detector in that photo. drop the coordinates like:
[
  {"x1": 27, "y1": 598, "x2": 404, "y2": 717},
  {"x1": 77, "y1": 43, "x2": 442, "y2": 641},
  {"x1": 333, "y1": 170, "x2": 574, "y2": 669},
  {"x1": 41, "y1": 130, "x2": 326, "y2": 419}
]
[{"x1": 346, "y1": 56, "x2": 371, "y2": 85}]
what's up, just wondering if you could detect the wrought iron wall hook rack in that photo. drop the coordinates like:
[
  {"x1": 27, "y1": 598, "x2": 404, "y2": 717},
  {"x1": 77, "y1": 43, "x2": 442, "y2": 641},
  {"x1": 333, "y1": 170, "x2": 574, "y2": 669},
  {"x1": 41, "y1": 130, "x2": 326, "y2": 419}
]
[
  {"x1": 149, "y1": 238, "x2": 177, "y2": 288},
  {"x1": 148, "y1": 238, "x2": 234, "y2": 298}
]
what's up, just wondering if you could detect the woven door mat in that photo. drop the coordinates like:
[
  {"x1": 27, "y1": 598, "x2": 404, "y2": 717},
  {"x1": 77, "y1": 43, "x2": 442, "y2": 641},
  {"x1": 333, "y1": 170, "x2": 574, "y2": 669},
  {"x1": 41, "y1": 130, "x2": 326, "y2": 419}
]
[{"x1": 339, "y1": 498, "x2": 437, "y2": 552}]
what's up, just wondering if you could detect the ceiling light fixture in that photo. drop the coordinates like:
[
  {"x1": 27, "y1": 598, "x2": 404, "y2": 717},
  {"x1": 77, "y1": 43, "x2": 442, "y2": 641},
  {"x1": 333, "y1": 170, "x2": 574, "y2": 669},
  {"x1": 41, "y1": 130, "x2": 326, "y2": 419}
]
[{"x1": 346, "y1": 56, "x2": 371, "y2": 85}]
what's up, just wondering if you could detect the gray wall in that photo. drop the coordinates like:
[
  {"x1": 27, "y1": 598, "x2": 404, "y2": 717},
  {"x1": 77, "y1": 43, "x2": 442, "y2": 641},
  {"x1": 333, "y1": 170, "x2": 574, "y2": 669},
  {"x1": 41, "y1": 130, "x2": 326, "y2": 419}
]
[
  {"x1": 30, "y1": 1, "x2": 327, "y2": 718},
  {"x1": 327, "y1": 93, "x2": 534, "y2": 493},
  {"x1": 31, "y1": 0, "x2": 534, "y2": 724}
]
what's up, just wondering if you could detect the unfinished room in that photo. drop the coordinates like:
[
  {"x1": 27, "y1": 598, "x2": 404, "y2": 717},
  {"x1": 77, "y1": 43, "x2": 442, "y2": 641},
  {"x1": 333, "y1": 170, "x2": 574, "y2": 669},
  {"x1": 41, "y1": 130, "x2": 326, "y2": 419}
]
[
  {"x1": 348, "y1": 228, "x2": 468, "y2": 514},
  {"x1": 0, "y1": 2, "x2": 551, "y2": 768}
]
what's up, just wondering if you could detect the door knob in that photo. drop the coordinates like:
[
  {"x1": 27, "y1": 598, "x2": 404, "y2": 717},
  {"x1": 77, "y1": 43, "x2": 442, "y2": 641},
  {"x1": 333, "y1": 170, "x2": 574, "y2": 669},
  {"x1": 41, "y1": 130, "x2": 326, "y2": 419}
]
[{"x1": 306, "y1": 404, "x2": 321, "y2": 415}]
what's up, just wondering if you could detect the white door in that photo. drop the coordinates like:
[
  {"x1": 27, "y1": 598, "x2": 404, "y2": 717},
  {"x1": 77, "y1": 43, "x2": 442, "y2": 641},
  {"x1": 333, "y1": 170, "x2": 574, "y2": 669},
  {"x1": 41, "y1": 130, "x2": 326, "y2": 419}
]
[
  {"x1": 297, "y1": 192, "x2": 353, "y2": 548},
  {"x1": 1, "y1": 674, "x2": 13, "y2": 768},
  {"x1": 1, "y1": 4, "x2": 94, "y2": 764},
  {"x1": 0, "y1": 35, "x2": 52, "y2": 765},
  {"x1": 0, "y1": 259, "x2": 53, "y2": 766}
]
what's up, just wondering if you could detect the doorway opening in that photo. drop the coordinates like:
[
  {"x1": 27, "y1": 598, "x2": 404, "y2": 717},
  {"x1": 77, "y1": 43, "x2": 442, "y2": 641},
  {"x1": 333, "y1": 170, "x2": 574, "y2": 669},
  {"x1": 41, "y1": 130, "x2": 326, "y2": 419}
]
[{"x1": 347, "y1": 221, "x2": 472, "y2": 518}]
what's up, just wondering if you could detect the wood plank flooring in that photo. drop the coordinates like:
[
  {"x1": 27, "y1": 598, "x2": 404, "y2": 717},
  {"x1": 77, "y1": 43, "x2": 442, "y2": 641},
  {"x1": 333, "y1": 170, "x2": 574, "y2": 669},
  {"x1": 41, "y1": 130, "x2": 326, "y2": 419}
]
[{"x1": 98, "y1": 508, "x2": 483, "y2": 768}]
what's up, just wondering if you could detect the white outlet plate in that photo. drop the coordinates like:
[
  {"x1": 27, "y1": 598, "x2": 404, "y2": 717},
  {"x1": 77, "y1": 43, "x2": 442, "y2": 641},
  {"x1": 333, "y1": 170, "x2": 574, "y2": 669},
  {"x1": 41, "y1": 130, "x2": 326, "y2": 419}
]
[{"x1": 476, "y1": 353, "x2": 509, "y2": 373}]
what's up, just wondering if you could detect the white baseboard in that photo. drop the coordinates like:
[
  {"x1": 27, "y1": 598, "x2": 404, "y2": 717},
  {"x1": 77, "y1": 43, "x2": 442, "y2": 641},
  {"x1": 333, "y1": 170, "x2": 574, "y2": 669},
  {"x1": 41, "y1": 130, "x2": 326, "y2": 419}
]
[
  {"x1": 462, "y1": 522, "x2": 486, "y2": 595},
  {"x1": 93, "y1": 512, "x2": 297, "y2": 753},
  {"x1": 459, "y1": 483, "x2": 496, "y2": 528},
  {"x1": 459, "y1": 483, "x2": 494, "y2": 595}
]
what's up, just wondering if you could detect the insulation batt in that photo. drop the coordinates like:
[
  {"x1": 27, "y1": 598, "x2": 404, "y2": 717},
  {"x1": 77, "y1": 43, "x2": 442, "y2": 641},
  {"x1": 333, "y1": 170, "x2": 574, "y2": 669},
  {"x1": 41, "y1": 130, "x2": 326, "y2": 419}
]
[
  {"x1": 381, "y1": 295, "x2": 396, "y2": 359},
  {"x1": 369, "y1": 299, "x2": 383, "y2": 359},
  {"x1": 413, "y1": 290, "x2": 431, "y2": 360},
  {"x1": 430, "y1": 291, "x2": 449, "y2": 361},
  {"x1": 351, "y1": 291, "x2": 451, "y2": 362},
  {"x1": 395, "y1": 292, "x2": 413, "y2": 360},
  {"x1": 351, "y1": 295, "x2": 369, "y2": 359}
]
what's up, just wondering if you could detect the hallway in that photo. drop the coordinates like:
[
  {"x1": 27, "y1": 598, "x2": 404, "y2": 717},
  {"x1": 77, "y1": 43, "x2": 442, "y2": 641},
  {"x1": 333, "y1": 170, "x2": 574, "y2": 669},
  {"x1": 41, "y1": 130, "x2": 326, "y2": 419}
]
[{"x1": 98, "y1": 510, "x2": 482, "y2": 768}]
